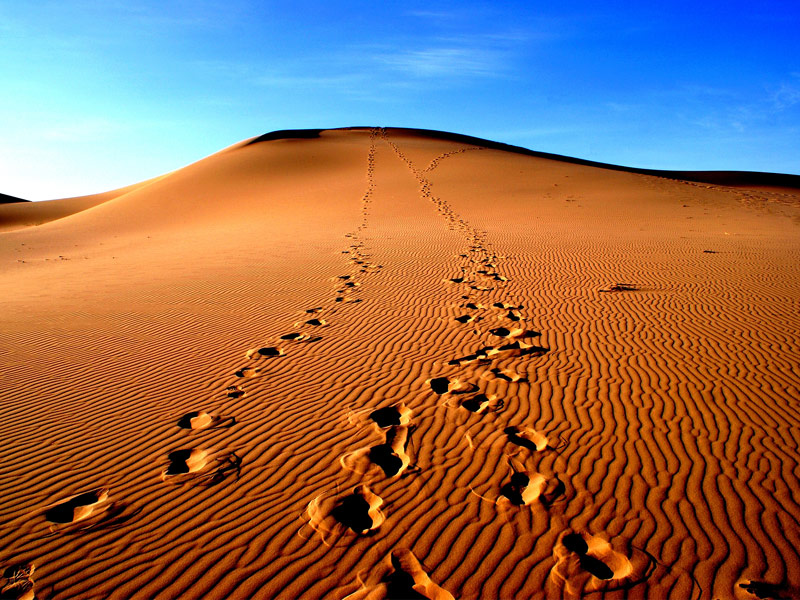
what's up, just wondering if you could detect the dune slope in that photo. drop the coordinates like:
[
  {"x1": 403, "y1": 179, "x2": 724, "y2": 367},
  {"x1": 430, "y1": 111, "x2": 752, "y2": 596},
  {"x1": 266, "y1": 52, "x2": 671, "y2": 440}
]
[{"x1": 1, "y1": 127, "x2": 799, "y2": 600}]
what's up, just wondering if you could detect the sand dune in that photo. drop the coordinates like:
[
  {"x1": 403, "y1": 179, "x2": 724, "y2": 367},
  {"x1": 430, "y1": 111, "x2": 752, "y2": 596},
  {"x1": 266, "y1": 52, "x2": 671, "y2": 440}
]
[{"x1": 1, "y1": 127, "x2": 799, "y2": 599}]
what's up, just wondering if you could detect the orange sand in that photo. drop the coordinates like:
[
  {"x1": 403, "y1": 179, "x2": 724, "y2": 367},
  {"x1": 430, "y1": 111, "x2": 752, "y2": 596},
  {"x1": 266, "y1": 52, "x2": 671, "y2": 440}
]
[{"x1": 1, "y1": 127, "x2": 799, "y2": 599}]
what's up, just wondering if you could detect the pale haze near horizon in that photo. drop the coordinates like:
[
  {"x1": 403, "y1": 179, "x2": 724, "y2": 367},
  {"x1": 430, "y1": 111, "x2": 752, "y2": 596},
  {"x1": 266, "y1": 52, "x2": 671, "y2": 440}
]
[{"x1": 1, "y1": 0, "x2": 798, "y2": 201}]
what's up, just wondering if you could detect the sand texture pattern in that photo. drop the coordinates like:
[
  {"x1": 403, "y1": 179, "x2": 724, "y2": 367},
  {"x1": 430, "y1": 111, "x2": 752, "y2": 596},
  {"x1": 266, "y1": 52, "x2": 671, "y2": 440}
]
[{"x1": 1, "y1": 127, "x2": 799, "y2": 599}]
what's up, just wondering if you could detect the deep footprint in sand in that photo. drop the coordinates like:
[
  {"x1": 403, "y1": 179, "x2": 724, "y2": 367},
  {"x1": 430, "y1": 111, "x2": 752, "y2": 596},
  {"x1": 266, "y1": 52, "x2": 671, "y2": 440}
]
[
  {"x1": 487, "y1": 368, "x2": 528, "y2": 383},
  {"x1": 460, "y1": 393, "x2": 503, "y2": 414},
  {"x1": 505, "y1": 426, "x2": 563, "y2": 452},
  {"x1": 488, "y1": 326, "x2": 540, "y2": 339},
  {"x1": 499, "y1": 467, "x2": 565, "y2": 507},
  {"x1": 496, "y1": 341, "x2": 549, "y2": 357},
  {"x1": 332, "y1": 485, "x2": 385, "y2": 534},
  {"x1": 384, "y1": 548, "x2": 455, "y2": 600},
  {"x1": 227, "y1": 385, "x2": 246, "y2": 398},
  {"x1": 162, "y1": 449, "x2": 208, "y2": 478},
  {"x1": 161, "y1": 449, "x2": 241, "y2": 484},
  {"x1": 45, "y1": 488, "x2": 110, "y2": 524},
  {"x1": 428, "y1": 377, "x2": 479, "y2": 395},
  {"x1": 235, "y1": 367, "x2": 261, "y2": 378},
  {"x1": 280, "y1": 332, "x2": 306, "y2": 341},
  {"x1": 493, "y1": 302, "x2": 524, "y2": 310},
  {"x1": 448, "y1": 347, "x2": 495, "y2": 366},
  {"x1": 369, "y1": 426, "x2": 414, "y2": 477},
  {"x1": 1, "y1": 564, "x2": 35, "y2": 600},
  {"x1": 549, "y1": 530, "x2": 655, "y2": 597},
  {"x1": 369, "y1": 403, "x2": 412, "y2": 428},
  {"x1": 245, "y1": 347, "x2": 284, "y2": 359},
  {"x1": 177, "y1": 411, "x2": 236, "y2": 430}
]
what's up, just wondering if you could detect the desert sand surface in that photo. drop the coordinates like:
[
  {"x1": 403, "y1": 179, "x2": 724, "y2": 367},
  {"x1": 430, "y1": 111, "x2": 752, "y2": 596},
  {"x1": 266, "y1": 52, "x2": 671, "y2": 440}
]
[{"x1": 1, "y1": 127, "x2": 799, "y2": 600}]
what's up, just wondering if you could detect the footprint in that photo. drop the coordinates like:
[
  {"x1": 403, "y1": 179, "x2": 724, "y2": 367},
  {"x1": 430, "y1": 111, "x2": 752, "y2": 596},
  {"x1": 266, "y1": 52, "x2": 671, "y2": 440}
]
[
  {"x1": 505, "y1": 426, "x2": 559, "y2": 452},
  {"x1": 739, "y1": 580, "x2": 798, "y2": 599},
  {"x1": 386, "y1": 548, "x2": 455, "y2": 600},
  {"x1": 45, "y1": 488, "x2": 110, "y2": 523},
  {"x1": 600, "y1": 283, "x2": 638, "y2": 293},
  {"x1": 448, "y1": 346, "x2": 497, "y2": 366},
  {"x1": 549, "y1": 530, "x2": 656, "y2": 597},
  {"x1": 1, "y1": 564, "x2": 34, "y2": 600},
  {"x1": 177, "y1": 411, "x2": 236, "y2": 430},
  {"x1": 245, "y1": 347, "x2": 284, "y2": 359},
  {"x1": 428, "y1": 377, "x2": 479, "y2": 395},
  {"x1": 460, "y1": 393, "x2": 503, "y2": 414},
  {"x1": 162, "y1": 449, "x2": 208, "y2": 478},
  {"x1": 369, "y1": 403, "x2": 412, "y2": 428},
  {"x1": 161, "y1": 449, "x2": 241, "y2": 484},
  {"x1": 488, "y1": 368, "x2": 528, "y2": 383},
  {"x1": 500, "y1": 471, "x2": 543, "y2": 506},
  {"x1": 488, "y1": 327, "x2": 540, "y2": 339},
  {"x1": 560, "y1": 532, "x2": 631, "y2": 580},
  {"x1": 234, "y1": 367, "x2": 261, "y2": 378},
  {"x1": 331, "y1": 485, "x2": 385, "y2": 534},
  {"x1": 454, "y1": 314, "x2": 475, "y2": 324},
  {"x1": 280, "y1": 332, "x2": 306, "y2": 340},
  {"x1": 493, "y1": 302, "x2": 524, "y2": 310},
  {"x1": 306, "y1": 307, "x2": 323, "y2": 314},
  {"x1": 496, "y1": 341, "x2": 549, "y2": 357},
  {"x1": 227, "y1": 385, "x2": 246, "y2": 398},
  {"x1": 369, "y1": 426, "x2": 414, "y2": 477},
  {"x1": 499, "y1": 462, "x2": 565, "y2": 507}
]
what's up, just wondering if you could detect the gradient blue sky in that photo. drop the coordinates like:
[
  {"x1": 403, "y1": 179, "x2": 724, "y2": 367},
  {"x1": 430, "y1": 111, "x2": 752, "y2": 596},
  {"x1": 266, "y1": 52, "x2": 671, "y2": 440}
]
[{"x1": 1, "y1": 1, "x2": 798, "y2": 200}]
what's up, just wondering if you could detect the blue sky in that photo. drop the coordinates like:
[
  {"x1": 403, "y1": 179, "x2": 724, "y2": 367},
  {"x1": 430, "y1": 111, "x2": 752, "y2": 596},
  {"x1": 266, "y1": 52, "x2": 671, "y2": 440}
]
[{"x1": 1, "y1": 1, "x2": 798, "y2": 200}]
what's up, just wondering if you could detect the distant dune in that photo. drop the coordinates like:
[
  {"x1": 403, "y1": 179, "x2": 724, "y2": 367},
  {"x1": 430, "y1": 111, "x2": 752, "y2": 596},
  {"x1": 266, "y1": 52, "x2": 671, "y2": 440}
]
[
  {"x1": 0, "y1": 192, "x2": 28, "y2": 204},
  {"x1": 1, "y1": 127, "x2": 798, "y2": 599}
]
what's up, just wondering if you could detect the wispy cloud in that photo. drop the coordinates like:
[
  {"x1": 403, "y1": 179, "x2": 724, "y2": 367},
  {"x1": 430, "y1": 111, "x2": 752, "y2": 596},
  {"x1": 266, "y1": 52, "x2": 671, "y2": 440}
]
[
  {"x1": 772, "y1": 77, "x2": 800, "y2": 110},
  {"x1": 376, "y1": 46, "x2": 504, "y2": 78}
]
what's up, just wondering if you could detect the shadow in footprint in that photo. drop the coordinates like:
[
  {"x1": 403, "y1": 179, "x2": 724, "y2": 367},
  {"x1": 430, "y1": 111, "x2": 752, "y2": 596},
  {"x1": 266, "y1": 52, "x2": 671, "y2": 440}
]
[
  {"x1": 430, "y1": 377, "x2": 480, "y2": 395},
  {"x1": 505, "y1": 426, "x2": 563, "y2": 452},
  {"x1": 227, "y1": 386, "x2": 246, "y2": 398},
  {"x1": 429, "y1": 378, "x2": 451, "y2": 395},
  {"x1": 739, "y1": 580, "x2": 796, "y2": 600},
  {"x1": 490, "y1": 368, "x2": 528, "y2": 383},
  {"x1": 369, "y1": 426, "x2": 416, "y2": 477},
  {"x1": 461, "y1": 394, "x2": 503, "y2": 414},
  {"x1": 332, "y1": 486, "x2": 383, "y2": 534},
  {"x1": 369, "y1": 445, "x2": 405, "y2": 478},
  {"x1": 600, "y1": 283, "x2": 638, "y2": 293},
  {"x1": 164, "y1": 449, "x2": 205, "y2": 476},
  {"x1": 500, "y1": 472, "x2": 530, "y2": 506},
  {"x1": 46, "y1": 488, "x2": 109, "y2": 524},
  {"x1": 177, "y1": 411, "x2": 236, "y2": 430},
  {"x1": 562, "y1": 534, "x2": 615, "y2": 580},
  {"x1": 369, "y1": 405, "x2": 410, "y2": 428}
]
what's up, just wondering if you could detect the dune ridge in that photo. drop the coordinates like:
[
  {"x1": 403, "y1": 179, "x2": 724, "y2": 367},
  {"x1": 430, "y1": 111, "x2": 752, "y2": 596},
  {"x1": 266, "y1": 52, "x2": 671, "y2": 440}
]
[{"x1": 0, "y1": 127, "x2": 799, "y2": 599}]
